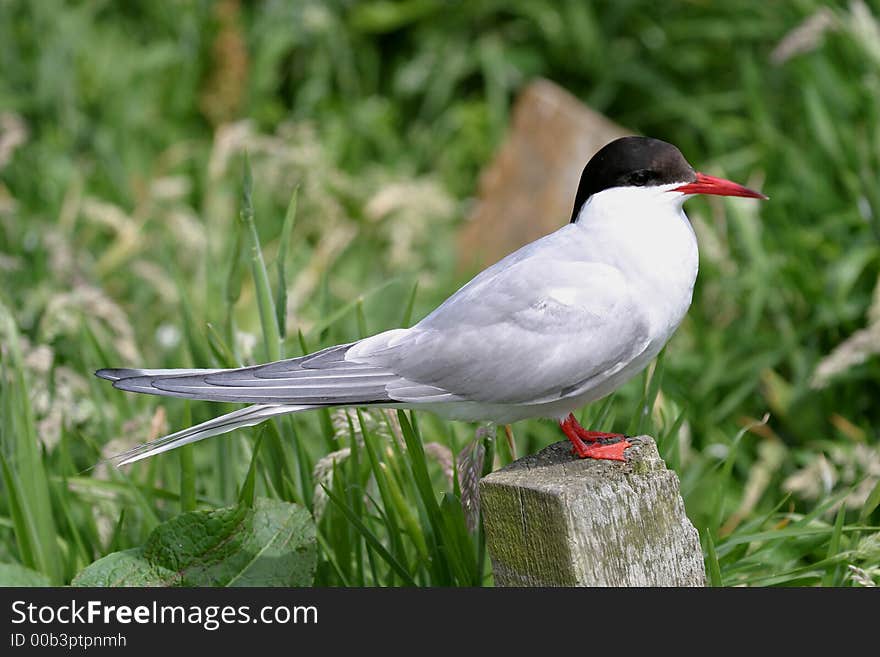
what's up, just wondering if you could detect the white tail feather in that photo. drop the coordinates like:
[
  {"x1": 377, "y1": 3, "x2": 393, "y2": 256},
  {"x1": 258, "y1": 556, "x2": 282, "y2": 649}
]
[{"x1": 111, "y1": 403, "x2": 313, "y2": 466}]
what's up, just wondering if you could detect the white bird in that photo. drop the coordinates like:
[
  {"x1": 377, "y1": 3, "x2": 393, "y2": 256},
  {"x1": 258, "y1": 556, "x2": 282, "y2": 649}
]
[{"x1": 97, "y1": 136, "x2": 766, "y2": 466}]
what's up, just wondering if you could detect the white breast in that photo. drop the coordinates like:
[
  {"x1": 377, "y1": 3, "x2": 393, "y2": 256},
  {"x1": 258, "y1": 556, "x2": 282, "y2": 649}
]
[{"x1": 573, "y1": 184, "x2": 699, "y2": 343}]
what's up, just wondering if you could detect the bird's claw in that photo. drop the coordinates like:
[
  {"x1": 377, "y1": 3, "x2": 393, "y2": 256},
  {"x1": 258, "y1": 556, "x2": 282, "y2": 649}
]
[
  {"x1": 574, "y1": 428, "x2": 628, "y2": 443},
  {"x1": 560, "y1": 413, "x2": 631, "y2": 462},
  {"x1": 570, "y1": 438, "x2": 632, "y2": 462}
]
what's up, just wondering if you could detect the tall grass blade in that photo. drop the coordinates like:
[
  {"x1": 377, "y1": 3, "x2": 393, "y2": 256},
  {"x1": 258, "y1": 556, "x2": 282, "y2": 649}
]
[
  {"x1": 321, "y1": 483, "x2": 415, "y2": 585},
  {"x1": 704, "y1": 530, "x2": 723, "y2": 587},
  {"x1": 275, "y1": 187, "x2": 299, "y2": 339},
  {"x1": 401, "y1": 280, "x2": 419, "y2": 327},
  {"x1": 0, "y1": 304, "x2": 63, "y2": 584},
  {"x1": 239, "y1": 152, "x2": 281, "y2": 362}
]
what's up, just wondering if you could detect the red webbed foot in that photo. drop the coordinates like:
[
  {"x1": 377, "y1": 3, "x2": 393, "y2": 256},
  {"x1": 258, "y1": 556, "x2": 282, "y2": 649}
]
[
  {"x1": 559, "y1": 413, "x2": 631, "y2": 462},
  {"x1": 574, "y1": 428, "x2": 627, "y2": 442},
  {"x1": 571, "y1": 439, "x2": 631, "y2": 462}
]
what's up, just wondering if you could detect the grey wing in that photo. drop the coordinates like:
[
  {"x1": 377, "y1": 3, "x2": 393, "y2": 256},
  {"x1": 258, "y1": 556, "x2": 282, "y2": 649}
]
[
  {"x1": 345, "y1": 258, "x2": 653, "y2": 405},
  {"x1": 103, "y1": 344, "x2": 400, "y2": 404},
  {"x1": 96, "y1": 368, "x2": 227, "y2": 382}
]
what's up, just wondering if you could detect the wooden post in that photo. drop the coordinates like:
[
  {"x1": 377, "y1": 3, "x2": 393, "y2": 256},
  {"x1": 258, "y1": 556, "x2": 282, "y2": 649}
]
[{"x1": 479, "y1": 436, "x2": 706, "y2": 587}]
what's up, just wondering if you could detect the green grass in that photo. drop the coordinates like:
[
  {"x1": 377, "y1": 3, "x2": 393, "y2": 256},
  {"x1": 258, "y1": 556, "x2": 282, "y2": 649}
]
[{"x1": 1, "y1": 0, "x2": 879, "y2": 586}]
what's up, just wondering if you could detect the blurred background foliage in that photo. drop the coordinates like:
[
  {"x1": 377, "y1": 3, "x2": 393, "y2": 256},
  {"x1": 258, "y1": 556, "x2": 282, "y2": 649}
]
[{"x1": 0, "y1": 0, "x2": 879, "y2": 586}]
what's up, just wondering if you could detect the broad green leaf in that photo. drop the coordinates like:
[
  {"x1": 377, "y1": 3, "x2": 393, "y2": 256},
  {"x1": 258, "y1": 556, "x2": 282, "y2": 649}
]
[
  {"x1": 0, "y1": 563, "x2": 52, "y2": 587},
  {"x1": 72, "y1": 498, "x2": 315, "y2": 587}
]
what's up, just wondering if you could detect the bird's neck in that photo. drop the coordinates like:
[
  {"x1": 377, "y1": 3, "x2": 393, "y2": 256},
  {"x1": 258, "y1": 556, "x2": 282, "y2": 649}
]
[{"x1": 574, "y1": 189, "x2": 699, "y2": 335}]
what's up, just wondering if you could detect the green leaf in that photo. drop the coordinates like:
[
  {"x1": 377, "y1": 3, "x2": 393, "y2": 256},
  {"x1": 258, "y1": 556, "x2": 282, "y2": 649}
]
[
  {"x1": 704, "y1": 530, "x2": 723, "y2": 587},
  {"x1": 859, "y1": 478, "x2": 880, "y2": 523},
  {"x1": 0, "y1": 302, "x2": 64, "y2": 584},
  {"x1": 822, "y1": 504, "x2": 847, "y2": 586},
  {"x1": 320, "y1": 483, "x2": 416, "y2": 585},
  {"x1": 275, "y1": 187, "x2": 299, "y2": 338},
  {"x1": 239, "y1": 152, "x2": 281, "y2": 363},
  {"x1": 360, "y1": 410, "x2": 407, "y2": 581},
  {"x1": 238, "y1": 433, "x2": 261, "y2": 508},
  {"x1": 400, "y1": 280, "x2": 419, "y2": 327},
  {"x1": 438, "y1": 492, "x2": 478, "y2": 584},
  {"x1": 629, "y1": 351, "x2": 664, "y2": 436},
  {"x1": 225, "y1": 216, "x2": 246, "y2": 307},
  {"x1": 305, "y1": 277, "x2": 400, "y2": 339},
  {"x1": 0, "y1": 562, "x2": 52, "y2": 587},
  {"x1": 179, "y1": 405, "x2": 196, "y2": 513},
  {"x1": 350, "y1": 0, "x2": 445, "y2": 33},
  {"x1": 72, "y1": 498, "x2": 316, "y2": 587},
  {"x1": 205, "y1": 322, "x2": 239, "y2": 369},
  {"x1": 355, "y1": 297, "x2": 368, "y2": 338}
]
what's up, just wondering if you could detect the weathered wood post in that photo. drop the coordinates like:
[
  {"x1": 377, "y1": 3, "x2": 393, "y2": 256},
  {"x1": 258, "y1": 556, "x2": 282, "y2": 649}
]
[{"x1": 480, "y1": 436, "x2": 706, "y2": 586}]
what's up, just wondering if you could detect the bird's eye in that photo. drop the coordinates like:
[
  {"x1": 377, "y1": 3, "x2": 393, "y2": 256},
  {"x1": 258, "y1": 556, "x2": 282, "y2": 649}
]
[{"x1": 629, "y1": 170, "x2": 653, "y2": 186}]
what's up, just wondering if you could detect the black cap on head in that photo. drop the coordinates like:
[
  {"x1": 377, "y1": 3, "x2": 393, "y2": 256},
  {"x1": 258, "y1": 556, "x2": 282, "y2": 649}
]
[{"x1": 570, "y1": 136, "x2": 697, "y2": 222}]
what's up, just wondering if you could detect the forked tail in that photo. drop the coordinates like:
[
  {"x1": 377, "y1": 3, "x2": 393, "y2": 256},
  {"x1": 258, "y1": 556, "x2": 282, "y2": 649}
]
[{"x1": 106, "y1": 403, "x2": 313, "y2": 466}]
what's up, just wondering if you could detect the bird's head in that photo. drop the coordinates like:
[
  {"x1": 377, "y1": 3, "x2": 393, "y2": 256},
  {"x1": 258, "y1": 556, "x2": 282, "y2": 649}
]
[{"x1": 570, "y1": 136, "x2": 766, "y2": 224}]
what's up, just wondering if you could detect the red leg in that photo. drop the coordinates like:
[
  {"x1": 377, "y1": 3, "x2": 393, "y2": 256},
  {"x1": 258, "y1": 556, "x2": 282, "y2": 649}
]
[{"x1": 559, "y1": 414, "x2": 631, "y2": 462}]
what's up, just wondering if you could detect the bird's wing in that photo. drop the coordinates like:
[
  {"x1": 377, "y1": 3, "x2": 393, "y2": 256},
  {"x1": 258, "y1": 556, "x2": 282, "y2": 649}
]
[
  {"x1": 96, "y1": 368, "x2": 227, "y2": 382},
  {"x1": 346, "y1": 257, "x2": 653, "y2": 405},
  {"x1": 103, "y1": 343, "x2": 399, "y2": 404}
]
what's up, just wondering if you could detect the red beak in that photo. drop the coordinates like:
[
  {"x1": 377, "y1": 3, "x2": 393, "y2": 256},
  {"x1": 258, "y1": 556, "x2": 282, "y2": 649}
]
[{"x1": 674, "y1": 172, "x2": 767, "y2": 199}]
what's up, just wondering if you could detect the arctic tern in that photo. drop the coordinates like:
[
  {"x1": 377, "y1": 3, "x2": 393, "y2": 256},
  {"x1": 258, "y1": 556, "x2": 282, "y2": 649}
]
[{"x1": 97, "y1": 136, "x2": 766, "y2": 466}]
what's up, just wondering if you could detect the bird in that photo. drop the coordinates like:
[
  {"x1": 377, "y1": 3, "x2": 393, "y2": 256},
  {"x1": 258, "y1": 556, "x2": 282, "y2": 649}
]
[{"x1": 96, "y1": 136, "x2": 766, "y2": 466}]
